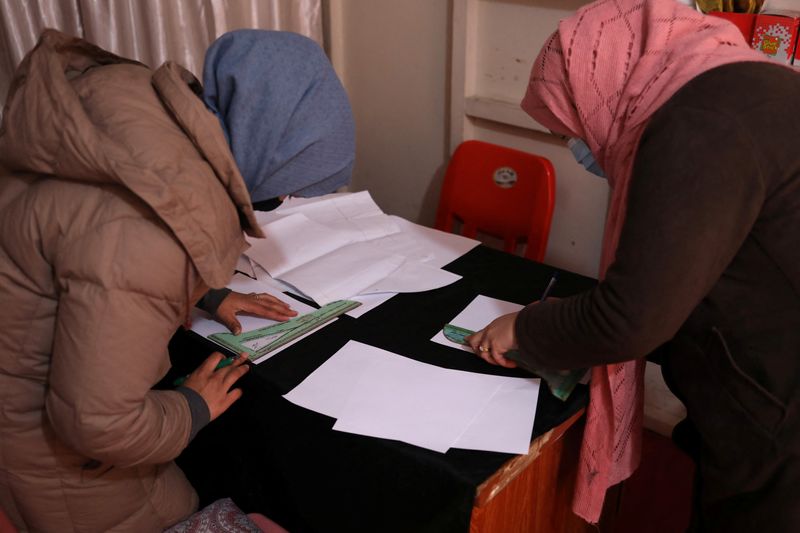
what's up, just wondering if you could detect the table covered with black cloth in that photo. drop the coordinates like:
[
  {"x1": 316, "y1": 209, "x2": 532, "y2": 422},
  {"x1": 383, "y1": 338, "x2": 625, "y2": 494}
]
[{"x1": 168, "y1": 245, "x2": 597, "y2": 533}]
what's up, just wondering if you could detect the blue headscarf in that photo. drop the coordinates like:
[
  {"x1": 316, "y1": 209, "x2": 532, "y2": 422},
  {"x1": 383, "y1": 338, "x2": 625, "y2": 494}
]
[{"x1": 203, "y1": 30, "x2": 355, "y2": 202}]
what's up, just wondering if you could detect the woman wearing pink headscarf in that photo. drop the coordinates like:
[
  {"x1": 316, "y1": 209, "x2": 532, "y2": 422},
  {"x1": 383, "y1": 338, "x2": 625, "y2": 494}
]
[{"x1": 468, "y1": 0, "x2": 800, "y2": 530}]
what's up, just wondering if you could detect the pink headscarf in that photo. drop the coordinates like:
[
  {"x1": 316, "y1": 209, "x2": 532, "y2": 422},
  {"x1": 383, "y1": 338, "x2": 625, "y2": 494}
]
[{"x1": 522, "y1": 0, "x2": 769, "y2": 523}]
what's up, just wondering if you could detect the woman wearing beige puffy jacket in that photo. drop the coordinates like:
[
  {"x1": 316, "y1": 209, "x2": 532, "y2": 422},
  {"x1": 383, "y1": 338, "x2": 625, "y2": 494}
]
[{"x1": 0, "y1": 31, "x2": 259, "y2": 532}]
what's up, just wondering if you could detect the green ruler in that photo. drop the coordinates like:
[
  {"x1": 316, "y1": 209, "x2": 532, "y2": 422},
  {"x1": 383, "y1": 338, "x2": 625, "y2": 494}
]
[
  {"x1": 443, "y1": 324, "x2": 586, "y2": 401},
  {"x1": 210, "y1": 300, "x2": 361, "y2": 361}
]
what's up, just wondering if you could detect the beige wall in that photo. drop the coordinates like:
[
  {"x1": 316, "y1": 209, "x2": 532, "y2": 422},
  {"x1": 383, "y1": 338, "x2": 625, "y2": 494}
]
[
  {"x1": 327, "y1": 0, "x2": 606, "y2": 277},
  {"x1": 326, "y1": 0, "x2": 451, "y2": 227}
]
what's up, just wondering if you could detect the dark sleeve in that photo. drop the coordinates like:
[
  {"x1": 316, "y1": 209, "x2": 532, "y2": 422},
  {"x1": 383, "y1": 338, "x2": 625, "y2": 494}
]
[
  {"x1": 176, "y1": 386, "x2": 211, "y2": 441},
  {"x1": 196, "y1": 288, "x2": 232, "y2": 315},
  {"x1": 513, "y1": 102, "x2": 765, "y2": 370}
]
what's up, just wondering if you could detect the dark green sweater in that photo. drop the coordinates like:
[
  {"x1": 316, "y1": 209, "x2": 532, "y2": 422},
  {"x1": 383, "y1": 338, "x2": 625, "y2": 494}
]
[
  {"x1": 515, "y1": 62, "x2": 800, "y2": 525},
  {"x1": 516, "y1": 62, "x2": 800, "y2": 400}
]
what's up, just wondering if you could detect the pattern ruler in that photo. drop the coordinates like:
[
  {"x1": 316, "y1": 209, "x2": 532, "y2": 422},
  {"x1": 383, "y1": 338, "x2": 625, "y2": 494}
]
[{"x1": 211, "y1": 300, "x2": 361, "y2": 360}]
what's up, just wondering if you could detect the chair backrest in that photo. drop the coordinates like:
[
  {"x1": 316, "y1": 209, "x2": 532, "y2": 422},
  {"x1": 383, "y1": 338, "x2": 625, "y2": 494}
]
[{"x1": 435, "y1": 140, "x2": 555, "y2": 261}]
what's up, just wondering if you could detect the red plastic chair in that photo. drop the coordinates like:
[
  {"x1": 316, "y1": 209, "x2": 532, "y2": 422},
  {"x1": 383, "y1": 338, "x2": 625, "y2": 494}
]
[{"x1": 435, "y1": 140, "x2": 555, "y2": 261}]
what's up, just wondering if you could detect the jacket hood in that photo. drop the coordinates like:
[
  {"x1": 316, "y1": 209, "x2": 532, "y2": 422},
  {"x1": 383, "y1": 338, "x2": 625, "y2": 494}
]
[{"x1": 0, "y1": 30, "x2": 263, "y2": 288}]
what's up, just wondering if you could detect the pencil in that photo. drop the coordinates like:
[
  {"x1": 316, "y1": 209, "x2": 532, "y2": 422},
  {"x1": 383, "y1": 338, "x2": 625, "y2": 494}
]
[
  {"x1": 173, "y1": 356, "x2": 236, "y2": 387},
  {"x1": 540, "y1": 271, "x2": 559, "y2": 302}
]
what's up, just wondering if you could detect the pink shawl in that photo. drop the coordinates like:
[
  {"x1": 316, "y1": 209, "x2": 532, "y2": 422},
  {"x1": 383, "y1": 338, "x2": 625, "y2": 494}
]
[{"x1": 521, "y1": 0, "x2": 769, "y2": 523}]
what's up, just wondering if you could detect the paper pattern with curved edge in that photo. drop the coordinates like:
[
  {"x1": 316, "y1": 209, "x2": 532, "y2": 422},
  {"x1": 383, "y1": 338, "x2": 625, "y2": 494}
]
[{"x1": 359, "y1": 261, "x2": 461, "y2": 295}]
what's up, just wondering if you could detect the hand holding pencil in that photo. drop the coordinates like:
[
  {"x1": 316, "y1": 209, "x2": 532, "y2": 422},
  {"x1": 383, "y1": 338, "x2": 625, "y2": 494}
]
[
  {"x1": 179, "y1": 352, "x2": 250, "y2": 421},
  {"x1": 466, "y1": 272, "x2": 558, "y2": 368}
]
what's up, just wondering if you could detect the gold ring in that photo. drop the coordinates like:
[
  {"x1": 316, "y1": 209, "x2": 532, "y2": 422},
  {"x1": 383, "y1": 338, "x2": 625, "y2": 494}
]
[{"x1": 479, "y1": 345, "x2": 489, "y2": 352}]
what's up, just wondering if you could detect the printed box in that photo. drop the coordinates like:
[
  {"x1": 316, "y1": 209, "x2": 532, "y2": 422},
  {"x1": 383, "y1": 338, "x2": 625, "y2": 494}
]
[{"x1": 751, "y1": 10, "x2": 800, "y2": 65}]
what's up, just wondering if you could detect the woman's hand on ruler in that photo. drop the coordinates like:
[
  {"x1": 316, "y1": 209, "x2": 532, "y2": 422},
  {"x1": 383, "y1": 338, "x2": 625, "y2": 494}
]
[
  {"x1": 466, "y1": 312, "x2": 519, "y2": 369},
  {"x1": 183, "y1": 352, "x2": 249, "y2": 421},
  {"x1": 215, "y1": 291, "x2": 298, "y2": 335}
]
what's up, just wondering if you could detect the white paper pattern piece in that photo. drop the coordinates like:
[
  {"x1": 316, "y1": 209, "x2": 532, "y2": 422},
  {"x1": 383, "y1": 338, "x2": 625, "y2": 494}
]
[
  {"x1": 331, "y1": 351, "x2": 501, "y2": 452},
  {"x1": 248, "y1": 191, "x2": 478, "y2": 307},
  {"x1": 284, "y1": 340, "x2": 540, "y2": 454},
  {"x1": 279, "y1": 242, "x2": 406, "y2": 306},
  {"x1": 246, "y1": 213, "x2": 353, "y2": 278},
  {"x1": 235, "y1": 255, "x2": 255, "y2": 278},
  {"x1": 380, "y1": 216, "x2": 480, "y2": 268},
  {"x1": 431, "y1": 295, "x2": 525, "y2": 352},
  {"x1": 452, "y1": 378, "x2": 540, "y2": 454},
  {"x1": 254, "y1": 191, "x2": 400, "y2": 240},
  {"x1": 283, "y1": 342, "x2": 384, "y2": 418},
  {"x1": 345, "y1": 293, "x2": 396, "y2": 318},
  {"x1": 359, "y1": 260, "x2": 461, "y2": 295}
]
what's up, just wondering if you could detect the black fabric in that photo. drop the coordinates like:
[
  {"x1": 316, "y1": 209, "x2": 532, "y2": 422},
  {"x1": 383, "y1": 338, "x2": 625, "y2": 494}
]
[
  {"x1": 252, "y1": 197, "x2": 283, "y2": 212},
  {"x1": 169, "y1": 245, "x2": 595, "y2": 533}
]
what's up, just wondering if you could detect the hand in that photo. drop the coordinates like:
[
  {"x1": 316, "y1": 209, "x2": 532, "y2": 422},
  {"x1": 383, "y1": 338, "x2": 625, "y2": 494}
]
[
  {"x1": 465, "y1": 312, "x2": 519, "y2": 368},
  {"x1": 183, "y1": 352, "x2": 250, "y2": 421},
  {"x1": 215, "y1": 291, "x2": 298, "y2": 335}
]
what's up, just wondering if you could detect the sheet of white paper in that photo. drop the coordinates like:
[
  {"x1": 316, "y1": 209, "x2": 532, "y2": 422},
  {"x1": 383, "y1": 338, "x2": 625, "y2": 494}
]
[
  {"x1": 252, "y1": 263, "x2": 397, "y2": 318},
  {"x1": 284, "y1": 340, "x2": 540, "y2": 454},
  {"x1": 260, "y1": 194, "x2": 477, "y2": 268},
  {"x1": 251, "y1": 263, "x2": 309, "y2": 298},
  {"x1": 189, "y1": 274, "x2": 321, "y2": 363},
  {"x1": 246, "y1": 213, "x2": 353, "y2": 277},
  {"x1": 253, "y1": 192, "x2": 353, "y2": 226},
  {"x1": 282, "y1": 342, "x2": 394, "y2": 418},
  {"x1": 346, "y1": 292, "x2": 396, "y2": 318},
  {"x1": 277, "y1": 190, "x2": 385, "y2": 221},
  {"x1": 376, "y1": 216, "x2": 480, "y2": 268},
  {"x1": 235, "y1": 255, "x2": 256, "y2": 278},
  {"x1": 325, "y1": 214, "x2": 400, "y2": 242},
  {"x1": 250, "y1": 192, "x2": 478, "y2": 306},
  {"x1": 257, "y1": 192, "x2": 401, "y2": 242},
  {"x1": 280, "y1": 242, "x2": 405, "y2": 305},
  {"x1": 452, "y1": 378, "x2": 540, "y2": 454},
  {"x1": 329, "y1": 343, "x2": 502, "y2": 453},
  {"x1": 431, "y1": 295, "x2": 524, "y2": 352},
  {"x1": 359, "y1": 260, "x2": 461, "y2": 294}
]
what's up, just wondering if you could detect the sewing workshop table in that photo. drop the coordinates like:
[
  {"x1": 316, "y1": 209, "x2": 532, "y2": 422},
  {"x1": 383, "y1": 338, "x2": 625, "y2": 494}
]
[{"x1": 169, "y1": 245, "x2": 597, "y2": 533}]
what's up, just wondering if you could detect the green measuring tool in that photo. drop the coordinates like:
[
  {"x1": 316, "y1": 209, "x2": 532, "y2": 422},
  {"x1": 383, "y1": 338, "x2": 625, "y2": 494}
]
[
  {"x1": 210, "y1": 300, "x2": 361, "y2": 361},
  {"x1": 443, "y1": 324, "x2": 586, "y2": 401}
]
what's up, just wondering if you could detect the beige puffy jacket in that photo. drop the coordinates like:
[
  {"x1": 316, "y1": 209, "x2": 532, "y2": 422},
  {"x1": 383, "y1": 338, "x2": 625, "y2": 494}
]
[{"x1": 0, "y1": 30, "x2": 262, "y2": 532}]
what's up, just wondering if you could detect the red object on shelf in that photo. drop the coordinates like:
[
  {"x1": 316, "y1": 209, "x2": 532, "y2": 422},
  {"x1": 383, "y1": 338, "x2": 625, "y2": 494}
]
[
  {"x1": 751, "y1": 10, "x2": 800, "y2": 65},
  {"x1": 708, "y1": 11, "x2": 757, "y2": 42}
]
